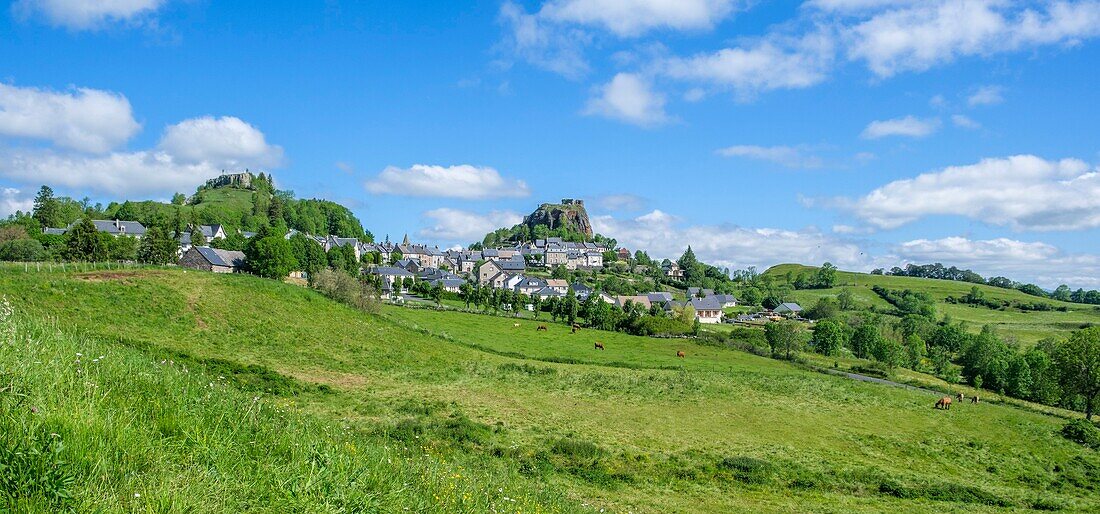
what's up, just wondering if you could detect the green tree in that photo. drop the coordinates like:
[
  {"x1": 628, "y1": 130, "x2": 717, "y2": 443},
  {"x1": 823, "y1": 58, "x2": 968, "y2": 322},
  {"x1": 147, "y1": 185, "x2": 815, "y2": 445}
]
[
  {"x1": 171, "y1": 192, "x2": 187, "y2": 206},
  {"x1": 836, "y1": 288, "x2": 856, "y2": 311},
  {"x1": 850, "y1": 319, "x2": 882, "y2": 360},
  {"x1": 0, "y1": 238, "x2": 45, "y2": 261},
  {"x1": 811, "y1": 319, "x2": 847, "y2": 356},
  {"x1": 765, "y1": 320, "x2": 804, "y2": 360},
  {"x1": 246, "y1": 236, "x2": 297, "y2": 279},
  {"x1": 107, "y1": 235, "x2": 138, "y2": 261},
  {"x1": 564, "y1": 288, "x2": 579, "y2": 325},
  {"x1": 65, "y1": 217, "x2": 106, "y2": 261},
  {"x1": 137, "y1": 226, "x2": 179, "y2": 264},
  {"x1": 289, "y1": 233, "x2": 327, "y2": 282},
  {"x1": 904, "y1": 334, "x2": 926, "y2": 369},
  {"x1": 32, "y1": 185, "x2": 62, "y2": 229},
  {"x1": 190, "y1": 226, "x2": 208, "y2": 247},
  {"x1": 1052, "y1": 327, "x2": 1100, "y2": 420},
  {"x1": 814, "y1": 262, "x2": 837, "y2": 288}
]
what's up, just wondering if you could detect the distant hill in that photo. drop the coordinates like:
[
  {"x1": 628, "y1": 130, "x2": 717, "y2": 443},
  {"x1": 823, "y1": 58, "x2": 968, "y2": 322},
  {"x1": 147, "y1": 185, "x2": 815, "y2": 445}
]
[{"x1": 763, "y1": 263, "x2": 1100, "y2": 344}]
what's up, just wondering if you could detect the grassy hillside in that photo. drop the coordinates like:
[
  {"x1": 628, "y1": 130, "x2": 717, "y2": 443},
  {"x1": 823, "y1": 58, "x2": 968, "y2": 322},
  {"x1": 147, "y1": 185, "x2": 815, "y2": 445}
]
[
  {"x1": 3, "y1": 267, "x2": 1100, "y2": 512},
  {"x1": 765, "y1": 264, "x2": 1100, "y2": 344}
]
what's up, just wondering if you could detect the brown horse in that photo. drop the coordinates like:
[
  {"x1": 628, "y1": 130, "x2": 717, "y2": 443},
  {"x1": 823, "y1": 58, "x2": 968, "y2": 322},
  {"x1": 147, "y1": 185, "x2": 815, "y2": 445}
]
[
  {"x1": 935, "y1": 396, "x2": 953, "y2": 410},
  {"x1": 956, "y1": 393, "x2": 965, "y2": 402},
  {"x1": 536, "y1": 325, "x2": 548, "y2": 332},
  {"x1": 971, "y1": 395, "x2": 980, "y2": 404},
  {"x1": 676, "y1": 350, "x2": 686, "y2": 358},
  {"x1": 594, "y1": 342, "x2": 604, "y2": 350}
]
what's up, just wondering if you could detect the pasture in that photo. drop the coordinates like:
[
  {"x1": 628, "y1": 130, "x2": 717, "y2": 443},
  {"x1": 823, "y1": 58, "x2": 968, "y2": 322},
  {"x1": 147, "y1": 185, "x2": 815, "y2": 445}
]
[{"x1": 2, "y1": 267, "x2": 1099, "y2": 512}]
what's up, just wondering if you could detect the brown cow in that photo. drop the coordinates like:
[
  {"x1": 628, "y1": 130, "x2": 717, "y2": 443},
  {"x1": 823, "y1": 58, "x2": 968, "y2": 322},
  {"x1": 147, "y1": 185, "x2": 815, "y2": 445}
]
[
  {"x1": 536, "y1": 325, "x2": 548, "y2": 332},
  {"x1": 676, "y1": 350, "x2": 686, "y2": 358},
  {"x1": 956, "y1": 393, "x2": 965, "y2": 402},
  {"x1": 594, "y1": 342, "x2": 604, "y2": 350},
  {"x1": 935, "y1": 396, "x2": 952, "y2": 410},
  {"x1": 971, "y1": 395, "x2": 980, "y2": 404},
  {"x1": 571, "y1": 323, "x2": 581, "y2": 334}
]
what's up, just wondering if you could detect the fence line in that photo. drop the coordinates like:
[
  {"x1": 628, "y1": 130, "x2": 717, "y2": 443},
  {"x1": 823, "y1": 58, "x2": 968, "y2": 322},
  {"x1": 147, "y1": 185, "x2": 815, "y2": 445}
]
[{"x1": 1, "y1": 261, "x2": 170, "y2": 273}]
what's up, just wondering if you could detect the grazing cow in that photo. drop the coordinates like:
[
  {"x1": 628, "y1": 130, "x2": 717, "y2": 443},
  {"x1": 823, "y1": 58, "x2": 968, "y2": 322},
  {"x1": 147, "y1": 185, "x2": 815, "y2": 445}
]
[
  {"x1": 536, "y1": 325, "x2": 548, "y2": 332},
  {"x1": 594, "y1": 342, "x2": 604, "y2": 350},
  {"x1": 956, "y1": 393, "x2": 965, "y2": 402},
  {"x1": 571, "y1": 323, "x2": 581, "y2": 334},
  {"x1": 935, "y1": 396, "x2": 953, "y2": 410},
  {"x1": 513, "y1": 323, "x2": 520, "y2": 328},
  {"x1": 676, "y1": 350, "x2": 686, "y2": 358},
  {"x1": 971, "y1": 395, "x2": 980, "y2": 404}
]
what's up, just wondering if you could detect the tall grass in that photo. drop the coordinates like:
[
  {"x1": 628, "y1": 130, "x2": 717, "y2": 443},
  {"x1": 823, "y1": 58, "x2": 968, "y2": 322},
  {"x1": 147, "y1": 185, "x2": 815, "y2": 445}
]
[{"x1": 0, "y1": 298, "x2": 573, "y2": 512}]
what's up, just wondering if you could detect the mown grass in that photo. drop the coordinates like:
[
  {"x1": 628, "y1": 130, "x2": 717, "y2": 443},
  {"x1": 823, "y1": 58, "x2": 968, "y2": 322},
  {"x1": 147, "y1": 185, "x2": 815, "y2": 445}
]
[
  {"x1": 766, "y1": 263, "x2": 1100, "y2": 344},
  {"x1": 3, "y1": 268, "x2": 1100, "y2": 512}
]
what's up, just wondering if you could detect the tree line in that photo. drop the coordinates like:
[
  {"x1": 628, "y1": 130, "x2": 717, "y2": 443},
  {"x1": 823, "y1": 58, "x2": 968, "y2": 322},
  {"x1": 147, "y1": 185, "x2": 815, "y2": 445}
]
[{"x1": 873, "y1": 262, "x2": 1100, "y2": 306}]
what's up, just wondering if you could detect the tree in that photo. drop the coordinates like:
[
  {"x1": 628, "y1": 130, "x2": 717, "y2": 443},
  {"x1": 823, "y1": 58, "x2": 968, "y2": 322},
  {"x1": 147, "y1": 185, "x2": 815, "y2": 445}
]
[
  {"x1": 32, "y1": 185, "x2": 62, "y2": 229},
  {"x1": 850, "y1": 319, "x2": 882, "y2": 360},
  {"x1": 765, "y1": 320, "x2": 804, "y2": 360},
  {"x1": 171, "y1": 193, "x2": 187, "y2": 206},
  {"x1": 65, "y1": 217, "x2": 106, "y2": 261},
  {"x1": 1052, "y1": 327, "x2": 1100, "y2": 420},
  {"x1": 806, "y1": 298, "x2": 839, "y2": 320},
  {"x1": 190, "y1": 226, "x2": 208, "y2": 247},
  {"x1": 246, "y1": 236, "x2": 297, "y2": 279},
  {"x1": 429, "y1": 284, "x2": 444, "y2": 307},
  {"x1": 0, "y1": 238, "x2": 44, "y2": 261},
  {"x1": 836, "y1": 289, "x2": 856, "y2": 311},
  {"x1": 564, "y1": 288, "x2": 579, "y2": 325},
  {"x1": 811, "y1": 319, "x2": 847, "y2": 356},
  {"x1": 814, "y1": 262, "x2": 838, "y2": 288},
  {"x1": 904, "y1": 334, "x2": 927, "y2": 369},
  {"x1": 289, "y1": 233, "x2": 327, "y2": 282},
  {"x1": 137, "y1": 226, "x2": 179, "y2": 264}
]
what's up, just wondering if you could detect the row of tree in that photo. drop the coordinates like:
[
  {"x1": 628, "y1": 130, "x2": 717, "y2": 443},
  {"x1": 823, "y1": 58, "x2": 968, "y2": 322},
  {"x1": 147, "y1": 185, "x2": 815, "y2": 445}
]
[{"x1": 874, "y1": 262, "x2": 1100, "y2": 306}]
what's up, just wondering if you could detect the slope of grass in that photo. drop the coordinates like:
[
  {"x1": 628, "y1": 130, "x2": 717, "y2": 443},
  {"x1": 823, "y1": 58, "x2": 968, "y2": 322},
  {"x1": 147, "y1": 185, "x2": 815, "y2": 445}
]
[
  {"x1": 3, "y1": 268, "x2": 1100, "y2": 512},
  {"x1": 765, "y1": 264, "x2": 1100, "y2": 344}
]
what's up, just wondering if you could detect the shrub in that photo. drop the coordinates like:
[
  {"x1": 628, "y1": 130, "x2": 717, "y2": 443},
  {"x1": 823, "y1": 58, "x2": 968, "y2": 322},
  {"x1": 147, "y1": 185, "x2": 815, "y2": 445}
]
[
  {"x1": 311, "y1": 269, "x2": 379, "y2": 313},
  {"x1": 1061, "y1": 419, "x2": 1100, "y2": 449}
]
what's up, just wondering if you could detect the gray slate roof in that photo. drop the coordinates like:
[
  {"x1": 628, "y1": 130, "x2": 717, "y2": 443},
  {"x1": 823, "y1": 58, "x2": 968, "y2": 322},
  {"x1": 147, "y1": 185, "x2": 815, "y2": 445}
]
[{"x1": 196, "y1": 247, "x2": 245, "y2": 268}]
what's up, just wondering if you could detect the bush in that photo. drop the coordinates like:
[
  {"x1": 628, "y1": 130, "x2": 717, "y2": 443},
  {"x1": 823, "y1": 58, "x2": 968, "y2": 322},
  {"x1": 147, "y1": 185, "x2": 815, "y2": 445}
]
[
  {"x1": 311, "y1": 269, "x2": 379, "y2": 313},
  {"x1": 1061, "y1": 419, "x2": 1100, "y2": 449}
]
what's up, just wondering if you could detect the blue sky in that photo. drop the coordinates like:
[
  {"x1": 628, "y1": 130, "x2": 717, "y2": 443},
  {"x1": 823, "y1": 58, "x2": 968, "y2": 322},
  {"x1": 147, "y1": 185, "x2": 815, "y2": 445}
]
[{"x1": 2, "y1": 0, "x2": 1099, "y2": 288}]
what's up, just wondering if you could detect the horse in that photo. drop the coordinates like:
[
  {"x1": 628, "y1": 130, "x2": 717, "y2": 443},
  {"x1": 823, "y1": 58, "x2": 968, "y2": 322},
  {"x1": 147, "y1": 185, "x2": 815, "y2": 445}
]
[
  {"x1": 971, "y1": 395, "x2": 980, "y2": 404},
  {"x1": 594, "y1": 342, "x2": 604, "y2": 350},
  {"x1": 676, "y1": 350, "x2": 686, "y2": 358},
  {"x1": 935, "y1": 396, "x2": 952, "y2": 410},
  {"x1": 956, "y1": 393, "x2": 965, "y2": 402},
  {"x1": 536, "y1": 325, "x2": 548, "y2": 332}
]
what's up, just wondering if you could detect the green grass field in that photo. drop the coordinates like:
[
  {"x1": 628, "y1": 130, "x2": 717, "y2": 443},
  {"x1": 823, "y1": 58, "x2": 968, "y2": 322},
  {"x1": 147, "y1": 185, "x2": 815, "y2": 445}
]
[
  {"x1": 764, "y1": 264, "x2": 1100, "y2": 344},
  {"x1": 2, "y1": 267, "x2": 1099, "y2": 512}
]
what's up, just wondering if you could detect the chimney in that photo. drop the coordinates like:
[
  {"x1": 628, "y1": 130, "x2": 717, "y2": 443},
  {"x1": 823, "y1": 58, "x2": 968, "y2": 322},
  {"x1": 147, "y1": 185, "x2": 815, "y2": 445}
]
[{"x1": 115, "y1": 219, "x2": 122, "y2": 232}]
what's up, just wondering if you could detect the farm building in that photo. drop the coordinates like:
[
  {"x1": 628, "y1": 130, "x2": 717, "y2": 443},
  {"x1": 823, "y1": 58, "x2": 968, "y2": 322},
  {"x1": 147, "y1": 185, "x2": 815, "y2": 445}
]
[{"x1": 179, "y1": 246, "x2": 246, "y2": 273}]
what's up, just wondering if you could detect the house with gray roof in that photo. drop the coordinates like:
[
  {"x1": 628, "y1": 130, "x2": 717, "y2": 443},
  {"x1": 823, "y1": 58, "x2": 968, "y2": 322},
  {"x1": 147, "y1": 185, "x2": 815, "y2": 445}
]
[
  {"x1": 687, "y1": 296, "x2": 724, "y2": 324},
  {"x1": 369, "y1": 266, "x2": 414, "y2": 293},
  {"x1": 775, "y1": 303, "x2": 803, "y2": 316},
  {"x1": 179, "y1": 246, "x2": 246, "y2": 273}
]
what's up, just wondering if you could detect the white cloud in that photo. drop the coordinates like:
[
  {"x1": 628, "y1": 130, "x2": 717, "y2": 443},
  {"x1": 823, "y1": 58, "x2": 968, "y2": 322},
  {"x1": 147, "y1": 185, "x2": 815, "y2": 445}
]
[
  {"x1": 805, "y1": 0, "x2": 919, "y2": 13},
  {"x1": 717, "y1": 144, "x2": 824, "y2": 169},
  {"x1": 840, "y1": 154, "x2": 1100, "y2": 231},
  {"x1": 967, "y1": 84, "x2": 1004, "y2": 106},
  {"x1": 498, "y1": 1, "x2": 591, "y2": 79},
  {"x1": 592, "y1": 209, "x2": 873, "y2": 271},
  {"x1": 846, "y1": 0, "x2": 1100, "y2": 77},
  {"x1": 158, "y1": 116, "x2": 284, "y2": 168},
  {"x1": 0, "y1": 148, "x2": 227, "y2": 197},
  {"x1": 951, "y1": 114, "x2": 981, "y2": 129},
  {"x1": 583, "y1": 73, "x2": 669, "y2": 127},
  {"x1": 418, "y1": 208, "x2": 523, "y2": 243},
  {"x1": 0, "y1": 187, "x2": 34, "y2": 217},
  {"x1": 0, "y1": 83, "x2": 140, "y2": 154},
  {"x1": 366, "y1": 164, "x2": 531, "y2": 200},
  {"x1": 860, "y1": 115, "x2": 939, "y2": 138},
  {"x1": 593, "y1": 193, "x2": 647, "y2": 212},
  {"x1": 12, "y1": 0, "x2": 166, "y2": 30},
  {"x1": 539, "y1": 0, "x2": 743, "y2": 37},
  {"x1": 893, "y1": 236, "x2": 1100, "y2": 288},
  {"x1": 659, "y1": 31, "x2": 836, "y2": 96}
]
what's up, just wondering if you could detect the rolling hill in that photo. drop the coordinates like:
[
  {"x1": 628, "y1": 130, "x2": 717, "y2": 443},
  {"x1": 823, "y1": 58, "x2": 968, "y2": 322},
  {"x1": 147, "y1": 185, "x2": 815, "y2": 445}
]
[
  {"x1": 2, "y1": 266, "x2": 1098, "y2": 512},
  {"x1": 763, "y1": 264, "x2": 1100, "y2": 344}
]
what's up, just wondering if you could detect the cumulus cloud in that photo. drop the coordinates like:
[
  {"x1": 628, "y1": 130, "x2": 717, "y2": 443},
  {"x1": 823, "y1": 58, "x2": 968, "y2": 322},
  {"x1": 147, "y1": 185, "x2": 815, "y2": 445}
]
[
  {"x1": 158, "y1": 116, "x2": 284, "y2": 168},
  {"x1": 418, "y1": 208, "x2": 523, "y2": 243},
  {"x1": 893, "y1": 236, "x2": 1100, "y2": 288},
  {"x1": 539, "y1": 0, "x2": 744, "y2": 37},
  {"x1": 860, "y1": 115, "x2": 939, "y2": 138},
  {"x1": 583, "y1": 73, "x2": 669, "y2": 126},
  {"x1": 717, "y1": 144, "x2": 824, "y2": 169},
  {"x1": 0, "y1": 187, "x2": 34, "y2": 217},
  {"x1": 659, "y1": 31, "x2": 836, "y2": 96},
  {"x1": 12, "y1": 0, "x2": 167, "y2": 30},
  {"x1": 498, "y1": 1, "x2": 591, "y2": 79},
  {"x1": 951, "y1": 114, "x2": 981, "y2": 129},
  {"x1": 0, "y1": 83, "x2": 140, "y2": 154},
  {"x1": 592, "y1": 209, "x2": 873, "y2": 271},
  {"x1": 845, "y1": 0, "x2": 1100, "y2": 77},
  {"x1": 366, "y1": 164, "x2": 531, "y2": 200},
  {"x1": 968, "y1": 85, "x2": 1005, "y2": 106},
  {"x1": 839, "y1": 154, "x2": 1100, "y2": 231}
]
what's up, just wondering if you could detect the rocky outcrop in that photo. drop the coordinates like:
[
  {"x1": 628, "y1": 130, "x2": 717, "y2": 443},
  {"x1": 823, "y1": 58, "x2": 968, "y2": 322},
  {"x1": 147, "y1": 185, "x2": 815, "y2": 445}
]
[
  {"x1": 204, "y1": 172, "x2": 254, "y2": 190},
  {"x1": 523, "y1": 199, "x2": 593, "y2": 238}
]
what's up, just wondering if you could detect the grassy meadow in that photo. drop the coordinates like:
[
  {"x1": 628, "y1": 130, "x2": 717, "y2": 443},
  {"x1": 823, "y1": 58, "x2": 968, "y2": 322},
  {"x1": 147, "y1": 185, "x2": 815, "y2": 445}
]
[
  {"x1": 2, "y1": 267, "x2": 1099, "y2": 512},
  {"x1": 765, "y1": 264, "x2": 1100, "y2": 344}
]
